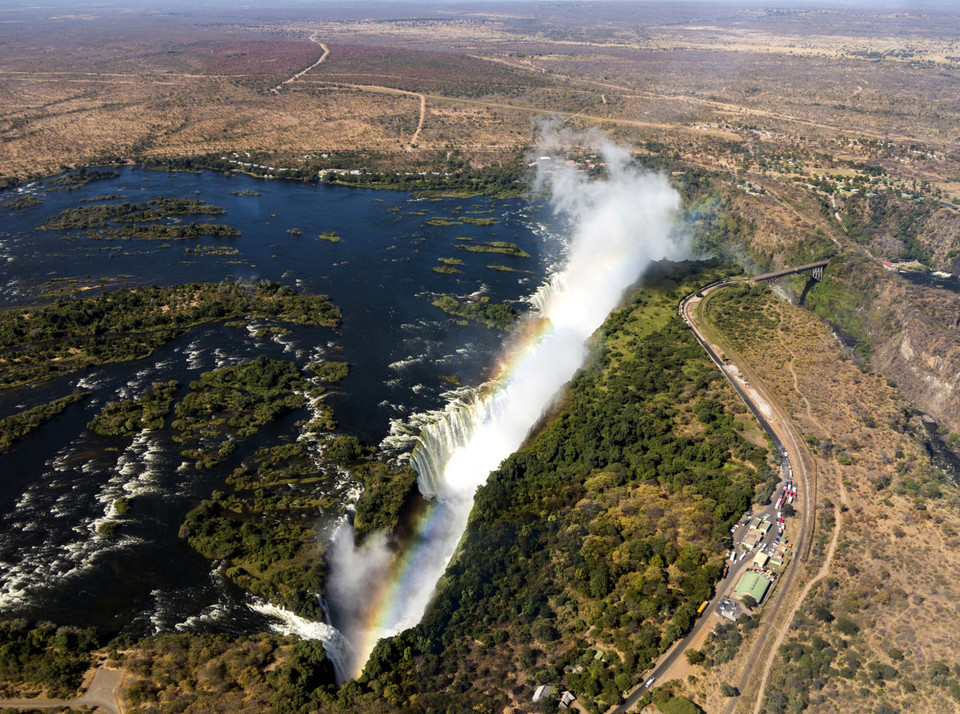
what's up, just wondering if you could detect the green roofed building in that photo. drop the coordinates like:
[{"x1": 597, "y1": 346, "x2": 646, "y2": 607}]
[{"x1": 735, "y1": 572, "x2": 771, "y2": 604}]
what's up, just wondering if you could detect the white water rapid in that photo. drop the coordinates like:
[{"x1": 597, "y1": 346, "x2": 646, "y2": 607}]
[{"x1": 332, "y1": 132, "x2": 686, "y2": 678}]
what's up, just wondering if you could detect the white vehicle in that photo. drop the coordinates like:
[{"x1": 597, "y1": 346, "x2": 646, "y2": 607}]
[
  {"x1": 739, "y1": 552, "x2": 747, "y2": 561},
  {"x1": 645, "y1": 677, "x2": 657, "y2": 688}
]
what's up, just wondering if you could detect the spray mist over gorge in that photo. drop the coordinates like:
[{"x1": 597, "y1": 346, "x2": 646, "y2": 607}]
[{"x1": 328, "y1": 134, "x2": 686, "y2": 679}]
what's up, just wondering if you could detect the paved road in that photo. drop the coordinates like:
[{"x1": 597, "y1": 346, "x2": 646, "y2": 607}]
[
  {"x1": 687, "y1": 284, "x2": 816, "y2": 714},
  {"x1": 614, "y1": 281, "x2": 812, "y2": 713},
  {"x1": 0, "y1": 663, "x2": 122, "y2": 714}
]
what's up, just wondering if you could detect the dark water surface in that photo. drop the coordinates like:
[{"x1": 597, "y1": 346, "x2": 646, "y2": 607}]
[{"x1": 0, "y1": 167, "x2": 559, "y2": 636}]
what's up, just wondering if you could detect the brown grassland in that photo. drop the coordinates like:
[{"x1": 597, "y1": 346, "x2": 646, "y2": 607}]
[{"x1": 690, "y1": 285, "x2": 960, "y2": 713}]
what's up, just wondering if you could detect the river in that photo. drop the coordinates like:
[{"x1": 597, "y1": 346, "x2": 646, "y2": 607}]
[{"x1": 0, "y1": 166, "x2": 560, "y2": 638}]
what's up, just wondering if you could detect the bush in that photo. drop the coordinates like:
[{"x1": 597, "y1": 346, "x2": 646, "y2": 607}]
[
  {"x1": 720, "y1": 683, "x2": 739, "y2": 697},
  {"x1": 325, "y1": 435, "x2": 364, "y2": 462},
  {"x1": 836, "y1": 617, "x2": 859, "y2": 635}
]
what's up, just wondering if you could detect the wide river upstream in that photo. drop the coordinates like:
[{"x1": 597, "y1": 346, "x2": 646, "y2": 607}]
[{"x1": 0, "y1": 166, "x2": 561, "y2": 638}]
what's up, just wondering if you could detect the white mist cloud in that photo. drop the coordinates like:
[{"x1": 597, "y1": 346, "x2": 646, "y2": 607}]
[
  {"x1": 326, "y1": 525, "x2": 392, "y2": 677},
  {"x1": 330, "y1": 128, "x2": 686, "y2": 679}
]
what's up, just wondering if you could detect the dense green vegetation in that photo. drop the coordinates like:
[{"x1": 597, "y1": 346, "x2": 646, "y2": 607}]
[
  {"x1": 139, "y1": 151, "x2": 530, "y2": 198},
  {"x1": 87, "y1": 381, "x2": 179, "y2": 437},
  {"x1": 186, "y1": 245, "x2": 240, "y2": 256},
  {"x1": 42, "y1": 197, "x2": 225, "y2": 229},
  {"x1": 180, "y1": 441, "x2": 337, "y2": 617},
  {"x1": 89, "y1": 223, "x2": 240, "y2": 240},
  {"x1": 431, "y1": 294, "x2": 521, "y2": 330},
  {"x1": 172, "y1": 357, "x2": 308, "y2": 469},
  {"x1": 352, "y1": 460, "x2": 422, "y2": 541},
  {"x1": 0, "y1": 281, "x2": 340, "y2": 388},
  {"x1": 120, "y1": 632, "x2": 337, "y2": 713},
  {"x1": 179, "y1": 396, "x2": 421, "y2": 618},
  {"x1": 804, "y1": 254, "x2": 887, "y2": 359},
  {"x1": 0, "y1": 392, "x2": 89, "y2": 452},
  {"x1": 318, "y1": 261, "x2": 775, "y2": 712},
  {"x1": 306, "y1": 361, "x2": 349, "y2": 384},
  {"x1": 0, "y1": 619, "x2": 99, "y2": 699}
]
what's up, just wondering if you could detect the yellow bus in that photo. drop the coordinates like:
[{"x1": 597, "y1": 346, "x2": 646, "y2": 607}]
[{"x1": 697, "y1": 601, "x2": 708, "y2": 615}]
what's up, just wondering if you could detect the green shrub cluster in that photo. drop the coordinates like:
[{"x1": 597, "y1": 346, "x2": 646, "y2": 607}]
[
  {"x1": 87, "y1": 380, "x2": 179, "y2": 436},
  {"x1": 431, "y1": 294, "x2": 521, "y2": 331},
  {"x1": 0, "y1": 619, "x2": 98, "y2": 699},
  {"x1": 172, "y1": 357, "x2": 308, "y2": 468},
  {"x1": 458, "y1": 240, "x2": 527, "y2": 257}
]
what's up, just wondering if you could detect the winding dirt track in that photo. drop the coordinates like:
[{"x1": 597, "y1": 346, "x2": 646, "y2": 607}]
[
  {"x1": 270, "y1": 33, "x2": 329, "y2": 93},
  {"x1": 273, "y1": 33, "x2": 426, "y2": 150}
]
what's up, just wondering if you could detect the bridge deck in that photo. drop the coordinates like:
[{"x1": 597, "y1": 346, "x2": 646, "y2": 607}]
[{"x1": 749, "y1": 260, "x2": 829, "y2": 282}]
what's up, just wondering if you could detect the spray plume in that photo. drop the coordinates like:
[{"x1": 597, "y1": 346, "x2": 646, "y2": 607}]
[{"x1": 328, "y1": 129, "x2": 685, "y2": 679}]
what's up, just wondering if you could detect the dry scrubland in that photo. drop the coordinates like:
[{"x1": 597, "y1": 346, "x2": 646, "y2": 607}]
[
  {"x1": 3, "y1": 3, "x2": 960, "y2": 198},
  {"x1": 691, "y1": 286, "x2": 960, "y2": 713}
]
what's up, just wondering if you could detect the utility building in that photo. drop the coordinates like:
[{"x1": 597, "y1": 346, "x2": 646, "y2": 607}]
[
  {"x1": 735, "y1": 572, "x2": 772, "y2": 604},
  {"x1": 741, "y1": 530, "x2": 763, "y2": 550}
]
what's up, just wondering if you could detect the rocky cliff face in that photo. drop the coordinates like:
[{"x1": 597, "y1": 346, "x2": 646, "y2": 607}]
[{"x1": 806, "y1": 254, "x2": 960, "y2": 434}]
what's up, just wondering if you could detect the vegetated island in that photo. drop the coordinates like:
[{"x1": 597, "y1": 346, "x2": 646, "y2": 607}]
[
  {"x1": 3, "y1": 195, "x2": 43, "y2": 210},
  {"x1": 458, "y1": 240, "x2": 530, "y2": 258},
  {"x1": 171, "y1": 356, "x2": 310, "y2": 469},
  {"x1": 0, "y1": 391, "x2": 89, "y2": 452},
  {"x1": 87, "y1": 380, "x2": 180, "y2": 437},
  {"x1": 176, "y1": 356, "x2": 417, "y2": 622},
  {"x1": 179, "y1": 430, "x2": 420, "y2": 620},
  {"x1": 0, "y1": 281, "x2": 340, "y2": 389},
  {"x1": 434, "y1": 257, "x2": 464, "y2": 275},
  {"x1": 426, "y1": 216, "x2": 499, "y2": 227},
  {"x1": 40, "y1": 197, "x2": 240, "y2": 241},
  {"x1": 431, "y1": 294, "x2": 521, "y2": 330}
]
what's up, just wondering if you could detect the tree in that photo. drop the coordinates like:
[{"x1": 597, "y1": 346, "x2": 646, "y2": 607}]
[
  {"x1": 720, "y1": 683, "x2": 739, "y2": 697},
  {"x1": 836, "y1": 617, "x2": 859, "y2": 636},
  {"x1": 684, "y1": 649, "x2": 705, "y2": 665},
  {"x1": 741, "y1": 594, "x2": 757, "y2": 609}
]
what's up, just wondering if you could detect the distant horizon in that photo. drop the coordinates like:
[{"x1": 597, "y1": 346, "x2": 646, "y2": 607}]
[{"x1": 1, "y1": 0, "x2": 955, "y2": 10}]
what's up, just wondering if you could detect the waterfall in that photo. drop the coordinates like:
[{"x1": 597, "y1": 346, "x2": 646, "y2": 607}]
[
  {"x1": 250, "y1": 599, "x2": 353, "y2": 682},
  {"x1": 330, "y1": 131, "x2": 687, "y2": 679}
]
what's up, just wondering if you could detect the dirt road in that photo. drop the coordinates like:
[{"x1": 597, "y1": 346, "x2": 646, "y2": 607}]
[{"x1": 271, "y1": 33, "x2": 329, "y2": 93}]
